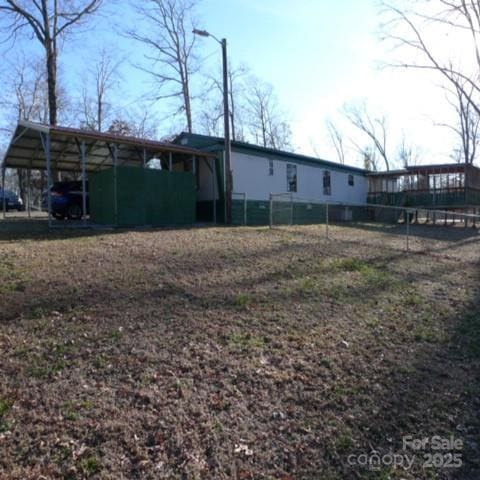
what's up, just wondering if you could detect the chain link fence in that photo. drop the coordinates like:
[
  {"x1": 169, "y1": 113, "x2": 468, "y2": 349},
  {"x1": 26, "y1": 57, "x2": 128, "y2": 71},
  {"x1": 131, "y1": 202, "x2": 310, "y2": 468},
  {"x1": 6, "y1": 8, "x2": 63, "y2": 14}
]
[{"x1": 269, "y1": 193, "x2": 480, "y2": 253}]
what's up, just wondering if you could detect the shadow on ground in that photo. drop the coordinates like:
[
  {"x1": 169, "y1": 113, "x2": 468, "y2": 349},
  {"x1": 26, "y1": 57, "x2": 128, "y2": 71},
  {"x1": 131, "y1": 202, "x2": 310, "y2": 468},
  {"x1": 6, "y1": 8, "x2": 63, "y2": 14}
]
[
  {"x1": 0, "y1": 224, "x2": 479, "y2": 479},
  {"x1": 0, "y1": 218, "x2": 218, "y2": 242}
]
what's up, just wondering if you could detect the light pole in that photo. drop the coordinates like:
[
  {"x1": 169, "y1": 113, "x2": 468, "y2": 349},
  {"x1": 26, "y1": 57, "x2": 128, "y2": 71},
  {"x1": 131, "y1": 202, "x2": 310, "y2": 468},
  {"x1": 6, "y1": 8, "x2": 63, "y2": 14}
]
[{"x1": 193, "y1": 29, "x2": 232, "y2": 224}]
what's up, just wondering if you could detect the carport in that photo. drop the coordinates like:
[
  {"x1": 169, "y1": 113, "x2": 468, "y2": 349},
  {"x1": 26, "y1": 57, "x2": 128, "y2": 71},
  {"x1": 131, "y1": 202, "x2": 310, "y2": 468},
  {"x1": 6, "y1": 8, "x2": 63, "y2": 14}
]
[{"x1": 1, "y1": 121, "x2": 219, "y2": 227}]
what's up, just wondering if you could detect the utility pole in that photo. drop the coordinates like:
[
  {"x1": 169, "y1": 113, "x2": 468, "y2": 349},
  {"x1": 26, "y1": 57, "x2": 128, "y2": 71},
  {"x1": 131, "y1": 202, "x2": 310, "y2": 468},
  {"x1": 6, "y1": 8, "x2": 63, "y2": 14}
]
[
  {"x1": 193, "y1": 29, "x2": 233, "y2": 224},
  {"x1": 222, "y1": 38, "x2": 233, "y2": 224}
]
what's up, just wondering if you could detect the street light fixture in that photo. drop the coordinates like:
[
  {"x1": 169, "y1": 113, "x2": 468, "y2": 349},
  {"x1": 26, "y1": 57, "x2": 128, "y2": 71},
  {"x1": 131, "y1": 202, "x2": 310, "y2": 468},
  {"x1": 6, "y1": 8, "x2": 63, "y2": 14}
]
[{"x1": 193, "y1": 28, "x2": 232, "y2": 224}]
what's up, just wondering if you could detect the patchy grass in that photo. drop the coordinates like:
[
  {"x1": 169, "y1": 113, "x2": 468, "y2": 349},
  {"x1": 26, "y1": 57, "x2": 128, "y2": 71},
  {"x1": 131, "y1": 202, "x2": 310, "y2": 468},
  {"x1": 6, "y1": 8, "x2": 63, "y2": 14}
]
[
  {"x1": 26, "y1": 340, "x2": 74, "y2": 379},
  {"x1": 0, "y1": 223, "x2": 479, "y2": 479},
  {"x1": 457, "y1": 312, "x2": 480, "y2": 358},
  {"x1": 0, "y1": 398, "x2": 13, "y2": 417},
  {"x1": 80, "y1": 455, "x2": 101, "y2": 477},
  {"x1": 0, "y1": 397, "x2": 14, "y2": 433},
  {"x1": 232, "y1": 293, "x2": 253, "y2": 309},
  {"x1": 0, "y1": 257, "x2": 26, "y2": 293},
  {"x1": 227, "y1": 331, "x2": 267, "y2": 350}
]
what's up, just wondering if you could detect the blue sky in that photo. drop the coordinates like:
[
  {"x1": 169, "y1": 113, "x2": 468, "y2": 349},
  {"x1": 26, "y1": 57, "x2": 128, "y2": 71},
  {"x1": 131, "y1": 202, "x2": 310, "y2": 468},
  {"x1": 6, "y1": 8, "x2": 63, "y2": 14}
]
[
  {"x1": 1, "y1": 0, "x2": 459, "y2": 168},
  {"x1": 189, "y1": 0, "x2": 456, "y2": 166},
  {"x1": 200, "y1": 0, "x2": 379, "y2": 100},
  {"x1": 193, "y1": 0, "x2": 383, "y2": 143}
]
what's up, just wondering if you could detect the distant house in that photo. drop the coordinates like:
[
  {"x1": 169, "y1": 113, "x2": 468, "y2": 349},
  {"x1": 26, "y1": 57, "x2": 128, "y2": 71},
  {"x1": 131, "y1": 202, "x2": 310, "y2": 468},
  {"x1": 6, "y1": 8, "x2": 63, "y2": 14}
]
[{"x1": 174, "y1": 133, "x2": 369, "y2": 224}]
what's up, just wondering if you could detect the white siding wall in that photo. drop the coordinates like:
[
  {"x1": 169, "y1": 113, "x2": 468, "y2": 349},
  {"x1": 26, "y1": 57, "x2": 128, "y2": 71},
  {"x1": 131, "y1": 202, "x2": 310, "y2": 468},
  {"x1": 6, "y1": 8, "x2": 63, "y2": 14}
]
[{"x1": 232, "y1": 151, "x2": 368, "y2": 203}]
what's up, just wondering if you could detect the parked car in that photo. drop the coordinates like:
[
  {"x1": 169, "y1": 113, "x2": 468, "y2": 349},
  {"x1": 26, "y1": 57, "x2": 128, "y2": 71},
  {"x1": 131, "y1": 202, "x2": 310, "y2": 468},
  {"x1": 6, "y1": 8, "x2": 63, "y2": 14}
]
[
  {"x1": 0, "y1": 189, "x2": 24, "y2": 211},
  {"x1": 42, "y1": 181, "x2": 89, "y2": 220}
]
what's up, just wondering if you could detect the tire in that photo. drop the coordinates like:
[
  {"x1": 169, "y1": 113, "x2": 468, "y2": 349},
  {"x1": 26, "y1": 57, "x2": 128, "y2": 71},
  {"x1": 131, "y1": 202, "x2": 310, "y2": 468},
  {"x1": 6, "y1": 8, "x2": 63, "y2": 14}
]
[
  {"x1": 53, "y1": 212, "x2": 65, "y2": 220},
  {"x1": 67, "y1": 203, "x2": 82, "y2": 220}
]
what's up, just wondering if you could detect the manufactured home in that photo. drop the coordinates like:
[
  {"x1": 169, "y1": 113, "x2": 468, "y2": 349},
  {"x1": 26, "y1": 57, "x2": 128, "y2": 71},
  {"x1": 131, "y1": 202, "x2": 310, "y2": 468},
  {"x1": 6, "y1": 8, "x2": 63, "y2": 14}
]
[
  {"x1": 11, "y1": 122, "x2": 478, "y2": 229},
  {"x1": 174, "y1": 133, "x2": 369, "y2": 225}
]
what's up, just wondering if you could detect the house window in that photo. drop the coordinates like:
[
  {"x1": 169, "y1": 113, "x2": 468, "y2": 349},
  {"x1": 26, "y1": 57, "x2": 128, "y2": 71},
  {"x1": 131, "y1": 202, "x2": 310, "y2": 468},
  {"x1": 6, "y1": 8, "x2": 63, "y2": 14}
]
[
  {"x1": 287, "y1": 164, "x2": 297, "y2": 192},
  {"x1": 323, "y1": 171, "x2": 331, "y2": 195},
  {"x1": 268, "y1": 159, "x2": 274, "y2": 176},
  {"x1": 348, "y1": 174, "x2": 354, "y2": 186}
]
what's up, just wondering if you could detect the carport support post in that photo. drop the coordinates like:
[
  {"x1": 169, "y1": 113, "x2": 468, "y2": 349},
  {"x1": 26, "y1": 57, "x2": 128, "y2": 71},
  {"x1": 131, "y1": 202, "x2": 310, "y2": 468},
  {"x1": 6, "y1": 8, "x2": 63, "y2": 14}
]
[
  {"x1": 43, "y1": 133, "x2": 53, "y2": 228},
  {"x1": 1, "y1": 166, "x2": 5, "y2": 219},
  {"x1": 80, "y1": 141, "x2": 87, "y2": 226}
]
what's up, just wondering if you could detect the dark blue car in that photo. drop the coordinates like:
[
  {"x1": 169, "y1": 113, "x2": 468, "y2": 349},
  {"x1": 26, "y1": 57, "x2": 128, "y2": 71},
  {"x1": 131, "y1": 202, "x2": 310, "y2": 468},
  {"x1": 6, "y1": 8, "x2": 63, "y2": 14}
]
[
  {"x1": 42, "y1": 181, "x2": 89, "y2": 220},
  {"x1": 0, "y1": 189, "x2": 24, "y2": 211}
]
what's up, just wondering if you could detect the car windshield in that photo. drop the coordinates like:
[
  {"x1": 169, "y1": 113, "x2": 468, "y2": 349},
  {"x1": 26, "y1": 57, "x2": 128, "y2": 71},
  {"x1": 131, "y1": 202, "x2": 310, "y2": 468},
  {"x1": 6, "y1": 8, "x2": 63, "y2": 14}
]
[{"x1": 0, "y1": 190, "x2": 17, "y2": 197}]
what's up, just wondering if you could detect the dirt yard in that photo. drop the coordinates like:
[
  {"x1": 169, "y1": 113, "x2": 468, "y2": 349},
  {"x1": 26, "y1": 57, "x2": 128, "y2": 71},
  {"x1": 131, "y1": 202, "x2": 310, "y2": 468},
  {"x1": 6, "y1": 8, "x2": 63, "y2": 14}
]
[{"x1": 0, "y1": 221, "x2": 479, "y2": 479}]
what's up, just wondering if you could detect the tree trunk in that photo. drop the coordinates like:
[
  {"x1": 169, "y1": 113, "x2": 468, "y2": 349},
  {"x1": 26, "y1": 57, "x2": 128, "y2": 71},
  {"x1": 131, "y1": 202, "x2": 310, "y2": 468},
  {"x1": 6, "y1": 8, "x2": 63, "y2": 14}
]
[
  {"x1": 46, "y1": 47, "x2": 57, "y2": 126},
  {"x1": 184, "y1": 81, "x2": 192, "y2": 133},
  {"x1": 97, "y1": 100, "x2": 102, "y2": 131}
]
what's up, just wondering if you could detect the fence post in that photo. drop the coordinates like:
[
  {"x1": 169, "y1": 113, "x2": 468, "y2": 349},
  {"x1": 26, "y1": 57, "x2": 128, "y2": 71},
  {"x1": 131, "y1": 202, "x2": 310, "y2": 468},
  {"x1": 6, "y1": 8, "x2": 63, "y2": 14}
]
[
  {"x1": 1, "y1": 166, "x2": 6, "y2": 220},
  {"x1": 269, "y1": 193, "x2": 273, "y2": 229},
  {"x1": 290, "y1": 193, "x2": 293, "y2": 226},
  {"x1": 243, "y1": 193, "x2": 247, "y2": 226},
  {"x1": 406, "y1": 208, "x2": 410, "y2": 252},
  {"x1": 326, "y1": 202, "x2": 329, "y2": 240},
  {"x1": 27, "y1": 169, "x2": 31, "y2": 219}
]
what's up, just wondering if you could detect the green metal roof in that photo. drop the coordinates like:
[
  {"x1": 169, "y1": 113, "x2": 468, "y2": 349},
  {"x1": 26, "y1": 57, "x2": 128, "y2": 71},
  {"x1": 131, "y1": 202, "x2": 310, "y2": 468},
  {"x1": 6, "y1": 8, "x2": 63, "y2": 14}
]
[{"x1": 174, "y1": 133, "x2": 367, "y2": 175}]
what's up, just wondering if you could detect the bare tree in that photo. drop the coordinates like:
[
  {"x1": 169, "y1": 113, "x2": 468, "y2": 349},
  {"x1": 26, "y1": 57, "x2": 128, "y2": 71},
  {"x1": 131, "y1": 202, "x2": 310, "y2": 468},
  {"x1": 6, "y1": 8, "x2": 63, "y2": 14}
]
[
  {"x1": 0, "y1": 57, "x2": 50, "y2": 203},
  {"x1": 79, "y1": 49, "x2": 123, "y2": 131},
  {"x1": 325, "y1": 118, "x2": 345, "y2": 164},
  {"x1": 203, "y1": 63, "x2": 250, "y2": 141},
  {"x1": 397, "y1": 133, "x2": 419, "y2": 167},
  {"x1": 228, "y1": 65, "x2": 249, "y2": 142},
  {"x1": 107, "y1": 107, "x2": 159, "y2": 139},
  {"x1": 128, "y1": 108, "x2": 160, "y2": 139},
  {"x1": 127, "y1": 0, "x2": 199, "y2": 133},
  {"x1": 362, "y1": 145, "x2": 379, "y2": 171},
  {"x1": 343, "y1": 102, "x2": 390, "y2": 170},
  {"x1": 245, "y1": 77, "x2": 292, "y2": 150},
  {"x1": 3, "y1": 58, "x2": 49, "y2": 124},
  {"x1": 107, "y1": 119, "x2": 133, "y2": 136},
  {"x1": 0, "y1": 0, "x2": 103, "y2": 126},
  {"x1": 198, "y1": 103, "x2": 223, "y2": 137},
  {"x1": 439, "y1": 81, "x2": 480, "y2": 165},
  {"x1": 382, "y1": 1, "x2": 480, "y2": 121}
]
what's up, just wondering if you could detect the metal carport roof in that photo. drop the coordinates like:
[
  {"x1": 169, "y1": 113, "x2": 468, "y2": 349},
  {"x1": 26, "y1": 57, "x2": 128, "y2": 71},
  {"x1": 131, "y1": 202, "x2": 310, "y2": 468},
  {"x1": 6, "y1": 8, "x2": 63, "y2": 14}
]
[{"x1": 2, "y1": 120, "x2": 216, "y2": 173}]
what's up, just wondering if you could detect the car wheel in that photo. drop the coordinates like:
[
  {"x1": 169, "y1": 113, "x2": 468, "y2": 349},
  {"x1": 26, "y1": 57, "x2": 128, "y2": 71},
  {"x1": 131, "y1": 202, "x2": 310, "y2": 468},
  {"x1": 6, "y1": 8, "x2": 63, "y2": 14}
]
[
  {"x1": 67, "y1": 204, "x2": 82, "y2": 220},
  {"x1": 53, "y1": 212, "x2": 65, "y2": 220}
]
